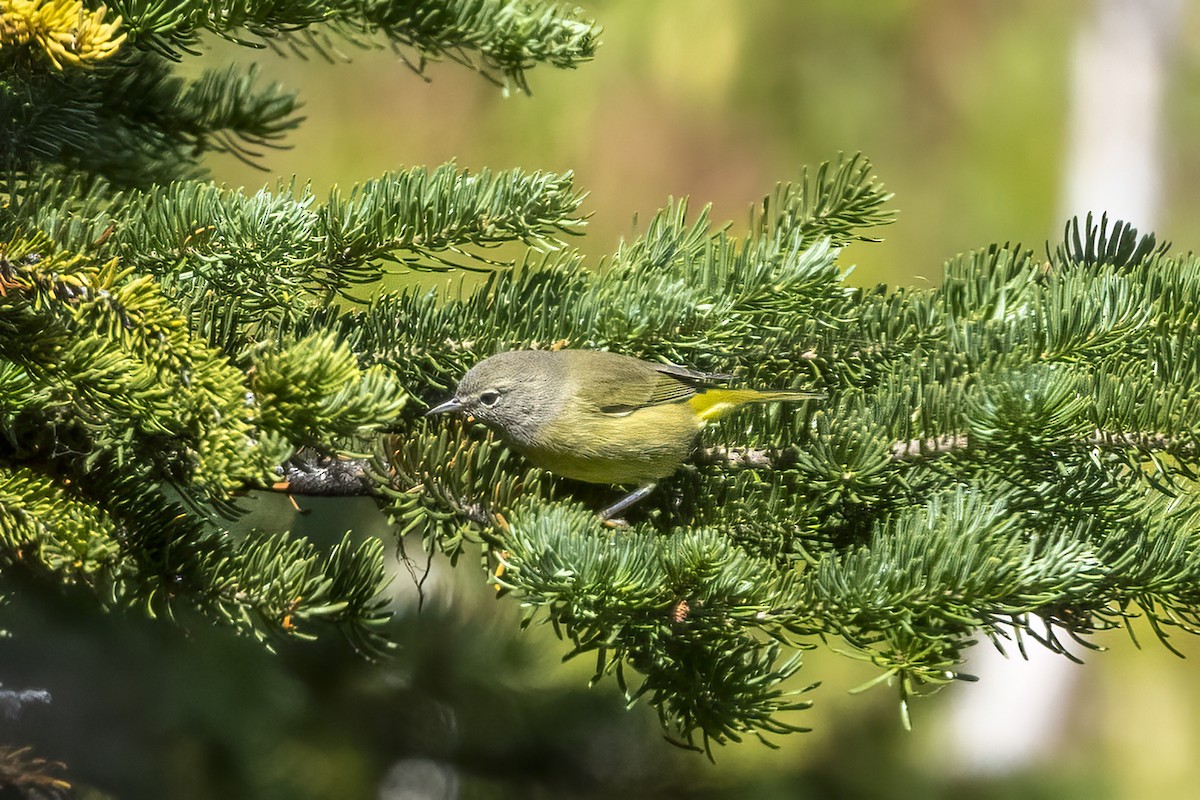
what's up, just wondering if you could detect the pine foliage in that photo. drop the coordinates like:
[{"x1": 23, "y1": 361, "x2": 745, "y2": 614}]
[
  {"x1": 1, "y1": 0, "x2": 594, "y2": 654},
  {"x1": 4, "y1": 0, "x2": 1200, "y2": 757},
  {"x1": 374, "y1": 199, "x2": 1200, "y2": 748}
]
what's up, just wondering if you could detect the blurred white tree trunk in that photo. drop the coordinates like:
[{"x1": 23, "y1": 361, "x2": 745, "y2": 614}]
[
  {"x1": 1061, "y1": 0, "x2": 1182, "y2": 227},
  {"x1": 945, "y1": 0, "x2": 1183, "y2": 774}
]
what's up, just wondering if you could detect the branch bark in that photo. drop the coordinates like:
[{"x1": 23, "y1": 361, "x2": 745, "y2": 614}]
[{"x1": 271, "y1": 430, "x2": 1193, "y2": 497}]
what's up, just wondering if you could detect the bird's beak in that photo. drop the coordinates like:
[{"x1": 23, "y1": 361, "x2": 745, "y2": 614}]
[{"x1": 425, "y1": 397, "x2": 464, "y2": 417}]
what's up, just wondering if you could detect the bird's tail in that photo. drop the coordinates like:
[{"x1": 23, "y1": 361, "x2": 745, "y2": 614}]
[{"x1": 687, "y1": 388, "x2": 823, "y2": 422}]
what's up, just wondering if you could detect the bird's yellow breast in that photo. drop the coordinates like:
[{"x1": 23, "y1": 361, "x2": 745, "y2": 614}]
[{"x1": 516, "y1": 400, "x2": 703, "y2": 485}]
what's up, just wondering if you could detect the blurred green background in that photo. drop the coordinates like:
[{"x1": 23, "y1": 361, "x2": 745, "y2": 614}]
[{"x1": 8, "y1": 2, "x2": 1200, "y2": 798}]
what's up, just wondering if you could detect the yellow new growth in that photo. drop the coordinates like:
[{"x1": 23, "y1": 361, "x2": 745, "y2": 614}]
[{"x1": 0, "y1": 0, "x2": 126, "y2": 69}]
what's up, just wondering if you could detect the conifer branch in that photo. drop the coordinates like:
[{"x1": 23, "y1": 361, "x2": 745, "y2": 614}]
[
  {"x1": 0, "y1": 745, "x2": 71, "y2": 799},
  {"x1": 0, "y1": 0, "x2": 127, "y2": 69},
  {"x1": 0, "y1": 239, "x2": 401, "y2": 652},
  {"x1": 277, "y1": 452, "x2": 374, "y2": 496},
  {"x1": 3, "y1": 165, "x2": 586, "y2": 310},
  {"x1": 272, "y1": 428, "x2": 1199, "y2": 498},
  {"x1": 0, "y1": 52, "x2": 302, "y2": 186},
  {"x1": 352, "y1": 203, "x2": 1200, "y2": 747},
  {"x1": 888, "y1": 431, "x2": 1194, "y2": 461},
  {"x1": 107, "y1": 0, "x2": 599, "y2": 87}
]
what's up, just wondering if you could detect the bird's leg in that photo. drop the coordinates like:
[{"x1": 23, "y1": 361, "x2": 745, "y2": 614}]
[{"x1": 600, "y1": 482, "x2": 657, "y2": 521}]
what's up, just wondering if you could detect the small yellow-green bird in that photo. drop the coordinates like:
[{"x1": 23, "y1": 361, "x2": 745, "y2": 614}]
[{"x1": 426, "y1": 350, "x2": 821, "y2": 518}]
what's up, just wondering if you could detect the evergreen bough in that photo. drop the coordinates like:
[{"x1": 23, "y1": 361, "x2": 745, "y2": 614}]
[{"x1": 4, "y1": 0, "x2": 1200, "y2": 759}]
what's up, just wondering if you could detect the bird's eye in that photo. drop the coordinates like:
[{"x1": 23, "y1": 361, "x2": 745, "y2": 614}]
[{"x1": 480, "y1": 390, "x2": 501, "y2": 407}]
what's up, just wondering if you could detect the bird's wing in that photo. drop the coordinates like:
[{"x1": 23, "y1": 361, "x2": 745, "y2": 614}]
[{"x1": 578, "y1": 356, "x2": 726, "y2": 415}]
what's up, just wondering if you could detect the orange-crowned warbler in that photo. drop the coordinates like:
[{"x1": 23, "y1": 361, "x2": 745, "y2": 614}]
[{"x1": 427, "y1": 350, "x2": 820, "y2": 518}]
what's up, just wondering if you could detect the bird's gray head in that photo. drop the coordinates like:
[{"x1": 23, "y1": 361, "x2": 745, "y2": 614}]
[{"x1": 426, "y1": 350, "x2": 568, "y2": 445}]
